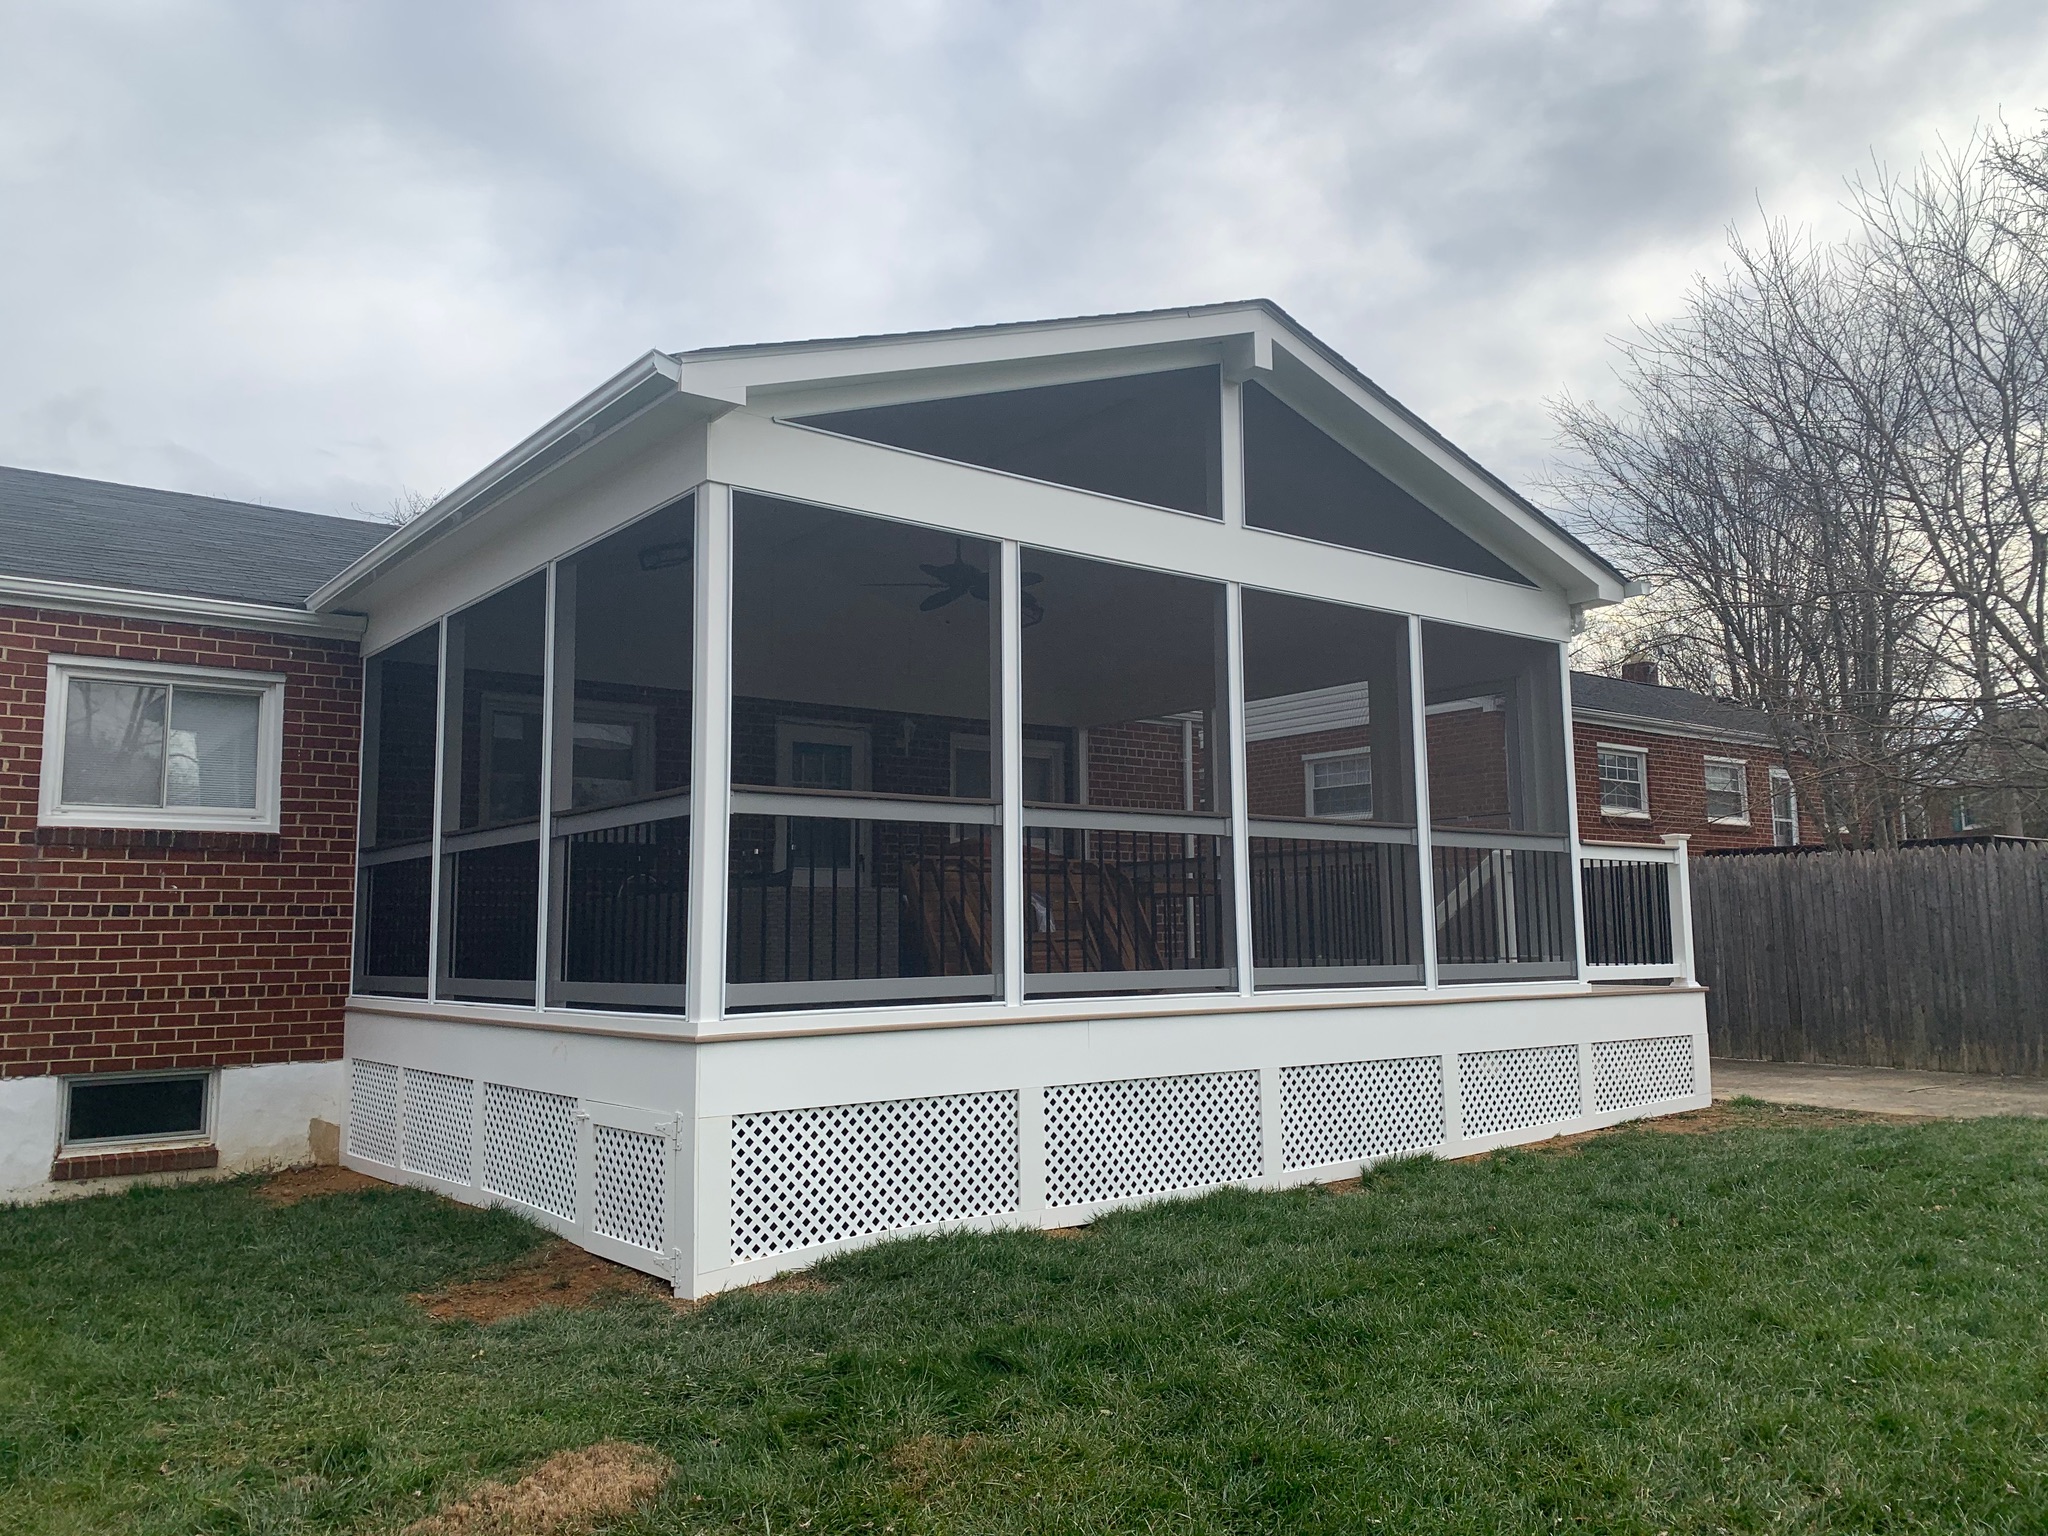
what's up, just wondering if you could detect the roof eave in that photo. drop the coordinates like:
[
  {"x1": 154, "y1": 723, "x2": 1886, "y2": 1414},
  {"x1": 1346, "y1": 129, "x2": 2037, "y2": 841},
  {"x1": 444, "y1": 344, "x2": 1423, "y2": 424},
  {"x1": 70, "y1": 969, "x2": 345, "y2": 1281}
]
[
  {"x1": 309, "y1": 351, "x2": 703, "y2": 612},
  {"x1": 0, "y1": 571, "x2": 366, "y2": 638}
]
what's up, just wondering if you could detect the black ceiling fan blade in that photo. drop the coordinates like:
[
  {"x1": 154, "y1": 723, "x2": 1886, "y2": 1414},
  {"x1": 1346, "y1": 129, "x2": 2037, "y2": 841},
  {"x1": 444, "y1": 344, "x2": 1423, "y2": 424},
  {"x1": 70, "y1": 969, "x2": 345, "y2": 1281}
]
[
  {"x1": 920, "y1": 588, "x2": 965, "y2": 611},
  {"x1": 1020, "y1": 571, "x2": 1044, "y2": 586}
]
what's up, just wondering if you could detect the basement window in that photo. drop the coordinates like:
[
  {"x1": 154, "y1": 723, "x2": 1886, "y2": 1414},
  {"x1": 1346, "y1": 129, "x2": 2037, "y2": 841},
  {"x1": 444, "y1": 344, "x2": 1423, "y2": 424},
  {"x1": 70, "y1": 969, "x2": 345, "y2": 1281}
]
[
  {"x1": 64, "y1": 1071, "x2": 211, "y2": 1148},
  {"x1": 39, "y1": 657, "x2": 285, "y2": 833}
]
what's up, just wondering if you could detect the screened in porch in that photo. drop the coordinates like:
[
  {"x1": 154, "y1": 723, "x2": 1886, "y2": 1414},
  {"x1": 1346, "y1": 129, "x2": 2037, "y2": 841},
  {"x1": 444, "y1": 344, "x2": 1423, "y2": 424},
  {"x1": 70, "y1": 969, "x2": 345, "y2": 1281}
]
[{"x1": 354, "y1": 485, "x2": 1626, "y2": 1015}]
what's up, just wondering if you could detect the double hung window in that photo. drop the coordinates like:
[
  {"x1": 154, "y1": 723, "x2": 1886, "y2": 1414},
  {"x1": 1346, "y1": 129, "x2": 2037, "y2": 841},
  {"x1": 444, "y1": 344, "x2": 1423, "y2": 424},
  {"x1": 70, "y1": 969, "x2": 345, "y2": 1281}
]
[
  {"x1": 1704, "y1": 758, "x2": 1749, "y2": 823},
  {"x1": 1597, "y1": 746, "x2": 1649, "y2": 816}
]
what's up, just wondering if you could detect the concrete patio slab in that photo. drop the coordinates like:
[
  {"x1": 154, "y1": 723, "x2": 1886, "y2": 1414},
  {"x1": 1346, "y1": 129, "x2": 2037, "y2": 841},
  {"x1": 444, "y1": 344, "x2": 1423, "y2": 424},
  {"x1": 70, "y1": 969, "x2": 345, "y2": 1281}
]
[{"x1": 1712, "y1": 1059, "x2": 2048, "y2": 1119}]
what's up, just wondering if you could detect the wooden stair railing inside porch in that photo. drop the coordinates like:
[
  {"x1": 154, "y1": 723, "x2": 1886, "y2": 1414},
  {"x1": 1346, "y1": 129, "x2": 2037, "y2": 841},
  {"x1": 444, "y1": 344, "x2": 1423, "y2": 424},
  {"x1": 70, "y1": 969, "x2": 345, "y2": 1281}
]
[{"x1": 902, "y1": 840, "x2": 1163, "y2": 977}]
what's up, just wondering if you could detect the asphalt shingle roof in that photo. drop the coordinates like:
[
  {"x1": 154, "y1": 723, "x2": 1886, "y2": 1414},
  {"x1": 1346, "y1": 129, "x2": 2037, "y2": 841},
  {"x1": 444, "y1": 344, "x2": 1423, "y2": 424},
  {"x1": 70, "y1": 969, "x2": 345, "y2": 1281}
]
[
  {"x1": 1571, "y1": 669, "x2": 1776, "y2": 742},
  {"x1": 0, "y1": 465, "x2": 390, "y2": 610}
]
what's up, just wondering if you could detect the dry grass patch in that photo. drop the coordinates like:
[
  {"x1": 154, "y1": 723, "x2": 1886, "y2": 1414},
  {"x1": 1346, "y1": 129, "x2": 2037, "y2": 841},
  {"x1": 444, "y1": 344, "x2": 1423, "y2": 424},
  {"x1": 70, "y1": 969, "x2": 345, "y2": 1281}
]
[
  {"x1": 1530, "y1": 1099, "x2": 1927, "y2": 1156},
  {"x1": 1041, "y1": 1225, "x2": 1090, "y2": 1240},
  {"x1": 256, "y1": 1165, "x2": 389, "y2": 1206},
  {"x1": 403, "y1": 1442, "x2": 673, "y2": 1535},
  {"x1": 887, "y1": 1431, "x2": 987, "y2": 1499},
  {"x1": 414, "y1": 1242, "x2": 668, "y2": 1324}
]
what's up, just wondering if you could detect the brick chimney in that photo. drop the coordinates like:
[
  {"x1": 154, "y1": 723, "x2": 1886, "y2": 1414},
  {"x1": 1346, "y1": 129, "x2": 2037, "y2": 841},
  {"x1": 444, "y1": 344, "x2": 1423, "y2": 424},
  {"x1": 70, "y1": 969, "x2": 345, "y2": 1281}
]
[{"x1": 1620, "y1": 659, "x2": 1660, "y2": 686}]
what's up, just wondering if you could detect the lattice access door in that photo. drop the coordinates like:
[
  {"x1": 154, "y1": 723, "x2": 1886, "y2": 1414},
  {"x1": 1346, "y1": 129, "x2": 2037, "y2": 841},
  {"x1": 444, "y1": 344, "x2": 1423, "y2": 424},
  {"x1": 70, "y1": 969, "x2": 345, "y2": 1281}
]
[{"x1": 579, "y1": 1098, "x2": 679, "y2": 1279}]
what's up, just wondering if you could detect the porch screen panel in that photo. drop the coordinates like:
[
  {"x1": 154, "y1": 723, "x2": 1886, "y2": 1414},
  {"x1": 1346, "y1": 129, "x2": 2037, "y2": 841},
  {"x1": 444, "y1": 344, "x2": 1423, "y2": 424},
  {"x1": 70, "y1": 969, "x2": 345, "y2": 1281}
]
[
  {"x1": 1420, "y1": 622, "x2": 1573, "y2": 981},
  {"x1": 1240, "y1": 589, "x2": 1421, "y2": 987},
  {"x1": 1020, "y1": 548, "x2": 1234, "y2": 995},
  {"x1": 794, "y1": 366, "x2": 1222, "y2": 519},
  {"x1": 727, "y1": 494, "x2": 997, "y2": 1010},
  {"x1": 356, "y1": 625, "x2": 440, "y2": 996},
  {"x1": 547, "y1": 494, "x2": 695, "y2": 1011},
  {"x1": 1241, "y1": 381, "x2": 1533, "y2": 584},
  {"x1": 440, "y1": 574, "x2": 546, "y2": 1001}
]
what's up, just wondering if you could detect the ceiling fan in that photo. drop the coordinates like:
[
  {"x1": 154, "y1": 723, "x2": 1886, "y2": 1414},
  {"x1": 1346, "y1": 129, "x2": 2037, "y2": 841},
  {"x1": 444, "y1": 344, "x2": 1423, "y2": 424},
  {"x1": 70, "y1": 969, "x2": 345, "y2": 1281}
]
[{"x1": 869, "y1": 539, "x2": 1045, "y2": 624}]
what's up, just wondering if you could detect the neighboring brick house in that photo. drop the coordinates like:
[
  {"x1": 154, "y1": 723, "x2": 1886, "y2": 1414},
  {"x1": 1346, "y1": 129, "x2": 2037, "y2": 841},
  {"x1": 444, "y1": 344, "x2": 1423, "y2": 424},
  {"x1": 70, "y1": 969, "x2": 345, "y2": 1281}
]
[
  {"x1": 1571, "y1": 665, "x2": 1811, "y2": 850},
  {"x1": 0, "y1": 466, "x2": 383, "y2": 1201}
]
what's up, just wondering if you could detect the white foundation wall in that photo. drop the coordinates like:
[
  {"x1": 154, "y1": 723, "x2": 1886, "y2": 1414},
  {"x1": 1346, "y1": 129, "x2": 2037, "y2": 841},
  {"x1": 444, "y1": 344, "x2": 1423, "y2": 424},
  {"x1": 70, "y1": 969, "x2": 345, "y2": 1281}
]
[
  {"x1": 344, "y1": 987, "x2": 1710, "y2": 1297},
  {"x1": 0, "y1": 1075, "x2": 63, "y2": 1201},
  {"x1": 1, "y1": 1059, "x2": 345, "y2": 1204}
]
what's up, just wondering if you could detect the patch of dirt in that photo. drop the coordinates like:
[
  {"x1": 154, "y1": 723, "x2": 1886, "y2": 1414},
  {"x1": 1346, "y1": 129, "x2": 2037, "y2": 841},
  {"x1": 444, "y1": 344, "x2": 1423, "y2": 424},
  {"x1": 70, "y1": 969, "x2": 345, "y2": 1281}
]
[
  {"x1": 414, "y1": 1242, "x2": 670, "y2": 1324},
  {"x1": 404, "y1": 1442, "x2": 673, "y2": 1535},
  {"x1": 1526, "y1": 1098, "x2": 1929, "y2": 1156},
  {"x1": 417, "y1": 1243, "x2": 836, "y2": 1324},
  {"x1": 256, "y1": 1165, "x2": 388, "y2": 1206},
  {"x1": 1041, "y1": 1225, "x2": 1090, "y2": 1240}
]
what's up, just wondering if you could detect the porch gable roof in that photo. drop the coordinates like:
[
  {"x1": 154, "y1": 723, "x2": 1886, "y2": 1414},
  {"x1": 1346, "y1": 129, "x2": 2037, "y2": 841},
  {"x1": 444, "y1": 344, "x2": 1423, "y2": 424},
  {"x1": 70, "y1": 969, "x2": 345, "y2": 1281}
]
[{"x1": 309, "y1": 301, "x2": 1631, "y2": 614}]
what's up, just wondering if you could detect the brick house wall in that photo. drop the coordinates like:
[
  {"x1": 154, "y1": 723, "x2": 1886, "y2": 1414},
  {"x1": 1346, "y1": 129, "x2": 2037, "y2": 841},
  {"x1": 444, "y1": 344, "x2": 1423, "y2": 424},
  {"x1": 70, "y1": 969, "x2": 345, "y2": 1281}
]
[
  {"x1": 0, "y1": 603, "x2": 360, "y2": 1082},
  {"x1": 1574, "y1": 721, "x2": 1811, "y2": 849}
]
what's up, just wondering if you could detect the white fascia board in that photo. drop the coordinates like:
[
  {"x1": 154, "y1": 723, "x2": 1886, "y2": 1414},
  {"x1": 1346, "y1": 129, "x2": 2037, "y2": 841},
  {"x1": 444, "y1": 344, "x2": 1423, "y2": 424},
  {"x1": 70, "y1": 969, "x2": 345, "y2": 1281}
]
[
  {"x1": 675, "y1": 304, "x2": 1279, "y2": 405},
  {"x1": 0, "y1": 573, "x2": 364, "y2": 639},
  {"x1": 310, "y1": 351, "x2": 722, "y2": 613},
  {"x1": 709, "y1": 411, "x2": 1570, "y2": 640},
  {"x1": 1259, "y1": 338, "x2": 1626, "y2": 606},
  {"x1": 1571, "y1": 707, "x2": 1777, "y2": 749}
]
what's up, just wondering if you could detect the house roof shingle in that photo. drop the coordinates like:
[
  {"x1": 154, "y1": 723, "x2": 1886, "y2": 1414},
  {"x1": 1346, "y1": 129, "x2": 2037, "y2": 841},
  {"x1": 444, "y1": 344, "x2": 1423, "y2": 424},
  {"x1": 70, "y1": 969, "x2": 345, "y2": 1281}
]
[
  {"x1": 1570, "y1": 669, "x2": 1777, "y2": 743},
  {"x1": 0, "y1": 465, "x2": 389, "y2": 611}
]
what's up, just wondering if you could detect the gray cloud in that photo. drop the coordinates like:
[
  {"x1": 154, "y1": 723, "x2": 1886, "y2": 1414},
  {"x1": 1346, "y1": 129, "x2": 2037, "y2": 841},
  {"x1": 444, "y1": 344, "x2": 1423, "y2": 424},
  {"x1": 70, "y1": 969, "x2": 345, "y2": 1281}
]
[{"x1": 3, "y1": 0, "x2": 2046, "y2": 518}]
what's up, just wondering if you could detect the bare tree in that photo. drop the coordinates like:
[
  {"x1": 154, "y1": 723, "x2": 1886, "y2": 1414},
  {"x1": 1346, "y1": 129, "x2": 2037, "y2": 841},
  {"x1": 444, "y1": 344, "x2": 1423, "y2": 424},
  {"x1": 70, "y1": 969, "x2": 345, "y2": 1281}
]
[{"x1": 1554, "y1": 127, "x2": 2048, "y2": 842}]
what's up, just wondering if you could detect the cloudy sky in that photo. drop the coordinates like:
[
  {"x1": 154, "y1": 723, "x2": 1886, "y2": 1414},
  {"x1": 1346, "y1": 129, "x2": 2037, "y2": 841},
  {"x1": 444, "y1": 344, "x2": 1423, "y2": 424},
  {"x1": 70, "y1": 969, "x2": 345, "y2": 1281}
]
[{"x1": 4, "y1": 0, "x2": 2047, "y2": 523}]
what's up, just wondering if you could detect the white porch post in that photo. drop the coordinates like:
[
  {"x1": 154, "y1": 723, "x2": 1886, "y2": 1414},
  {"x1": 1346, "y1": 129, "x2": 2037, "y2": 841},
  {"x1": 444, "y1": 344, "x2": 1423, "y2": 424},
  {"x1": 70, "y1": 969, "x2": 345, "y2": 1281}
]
[
  {"x1": 426, "y1": 618, "x2": 453, "y2": 1001},
  {"x1": 1662, "y1": 832, "x2": 1697, "y2": 986},
  {"x1": 1557, "y1": 642, "x2": 1591, "y2": 983},
  {"x1": 686, "y1": 483, "x2": 734, "y2": 1025},
  {"x1": 1406, "y1": 614, "x2": 1439, "y2": 990},
  {"x1": 999, "y1": 539, "x2": 1025, "y2": 1007},
  {"x1": 1219, "y1": 376, "x2": 1246, "y2": 530},
  {"x1": 532, "y1": 561, "x2": 560, "y2": 1006},
  {"x1": 1225, "y1": 582, "x2": 1254, "y2": 996}
]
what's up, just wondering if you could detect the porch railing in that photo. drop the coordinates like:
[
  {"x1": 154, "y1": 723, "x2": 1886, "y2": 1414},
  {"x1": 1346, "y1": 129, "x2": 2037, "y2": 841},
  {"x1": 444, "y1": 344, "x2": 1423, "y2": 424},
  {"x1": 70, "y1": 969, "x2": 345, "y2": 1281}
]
[
  {"x1": 1247, "y1": 820, "x2": 1422, "y2": 987},
  {"x1": 725, "y1": 788, "x2": 999, "y2": 1012},
  {"x1": 1579, "y1": 835, "x2": 1694, "y2": 983},
  {"x1": 1431, "y1": 830, "x2": 1575, "y2": 982},
  {"x1": 1020, "y1": 806, "x2": 1233, "y2": 997}
]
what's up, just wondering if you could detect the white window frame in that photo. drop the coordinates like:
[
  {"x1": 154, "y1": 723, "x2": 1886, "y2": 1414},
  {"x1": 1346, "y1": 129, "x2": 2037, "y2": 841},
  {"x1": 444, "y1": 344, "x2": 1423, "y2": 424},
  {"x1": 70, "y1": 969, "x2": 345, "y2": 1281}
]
[
  {"x1": 1770, "y1": 766, "x2": 1798, "y2": 846},
  {"x1": 1301, "y1": 746, "x2": 1375, "y2": 820},
  {"x1": 1595, "y1": 743, "x2": 1650, "y2": 818},
  {"x1": 60, "y1": 1068, "x2": 216, "y2": 1155},
  {"x1": 1703, "y1": 755, "x2": 1750, "y2": 826},
  {"x1": 39, "y1": 656, "x2": 286, "y2": 833}
]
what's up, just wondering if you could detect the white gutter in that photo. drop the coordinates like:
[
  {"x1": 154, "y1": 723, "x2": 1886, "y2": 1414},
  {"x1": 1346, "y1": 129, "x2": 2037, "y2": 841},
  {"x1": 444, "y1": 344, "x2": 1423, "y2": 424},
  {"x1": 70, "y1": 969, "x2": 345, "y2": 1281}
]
[
  {"x1": 308, "y1": 351, "x2": 689, "y2": 612},
  {"x1": 0, "y1": 573, "x2": 366, "y2": 639}
]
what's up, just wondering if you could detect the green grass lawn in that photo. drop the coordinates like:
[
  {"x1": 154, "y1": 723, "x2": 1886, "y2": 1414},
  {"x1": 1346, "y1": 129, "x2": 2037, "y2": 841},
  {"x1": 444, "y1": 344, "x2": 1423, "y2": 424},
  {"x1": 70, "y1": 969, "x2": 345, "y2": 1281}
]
[{"x1": 4, "y1": 1102, "x2": 2047, "y2": 1534}]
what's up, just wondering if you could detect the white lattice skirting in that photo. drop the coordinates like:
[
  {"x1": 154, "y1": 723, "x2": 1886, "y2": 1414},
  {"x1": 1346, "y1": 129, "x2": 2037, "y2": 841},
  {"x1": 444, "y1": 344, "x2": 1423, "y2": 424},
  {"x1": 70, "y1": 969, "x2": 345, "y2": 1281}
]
[{"x1": 343, "y1": 1011, "x2": 1708, "y2": 1295}]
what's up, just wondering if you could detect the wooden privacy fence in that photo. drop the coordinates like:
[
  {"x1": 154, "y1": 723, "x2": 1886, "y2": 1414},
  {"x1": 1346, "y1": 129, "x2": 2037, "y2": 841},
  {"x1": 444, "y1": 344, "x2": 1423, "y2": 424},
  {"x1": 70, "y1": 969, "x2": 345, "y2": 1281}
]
[{"x1": 1691, "y1": 841, "x2": 2048, "y2": 1075}]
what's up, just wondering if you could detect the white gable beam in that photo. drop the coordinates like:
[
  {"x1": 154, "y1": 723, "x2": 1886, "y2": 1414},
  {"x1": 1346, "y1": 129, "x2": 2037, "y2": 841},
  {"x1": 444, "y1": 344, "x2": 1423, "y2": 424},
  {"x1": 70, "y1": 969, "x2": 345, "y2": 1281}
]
[{"x1": 706, "y1": 411, "x2": 1568, "y2": 641}]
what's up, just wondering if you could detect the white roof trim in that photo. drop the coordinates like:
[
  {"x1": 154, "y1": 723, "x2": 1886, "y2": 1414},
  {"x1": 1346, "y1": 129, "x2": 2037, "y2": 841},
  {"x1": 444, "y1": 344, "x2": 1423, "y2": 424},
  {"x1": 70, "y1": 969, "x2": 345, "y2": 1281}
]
[
  {"x1": 0, "y1": 572, "x2": 365, "y2": 638},
  {"x1": 309, "y1": 350, "x2": 694, "y2": 611}
]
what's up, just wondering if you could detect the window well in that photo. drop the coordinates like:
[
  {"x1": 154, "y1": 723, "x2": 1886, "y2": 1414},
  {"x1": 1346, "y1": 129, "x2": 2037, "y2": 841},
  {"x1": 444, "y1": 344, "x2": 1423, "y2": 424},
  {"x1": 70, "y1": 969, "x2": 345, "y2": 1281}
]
[{"x1": 65, "y1": 1073, "x2": 208, "y2": 1145}]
